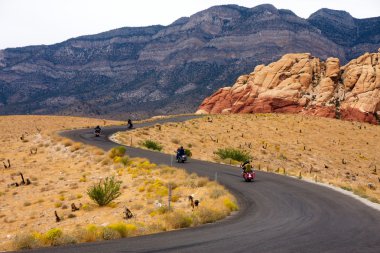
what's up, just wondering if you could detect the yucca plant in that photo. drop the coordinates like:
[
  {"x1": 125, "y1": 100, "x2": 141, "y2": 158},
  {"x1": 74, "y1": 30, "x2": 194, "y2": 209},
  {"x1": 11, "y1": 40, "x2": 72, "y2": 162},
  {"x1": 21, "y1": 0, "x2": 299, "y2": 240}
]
[
  {"x1": 87, "y1": 176, "x2": 121, "y2": 206},
  {"x1": 215, "y1": 148, "x2": 251, "y2": 162}
]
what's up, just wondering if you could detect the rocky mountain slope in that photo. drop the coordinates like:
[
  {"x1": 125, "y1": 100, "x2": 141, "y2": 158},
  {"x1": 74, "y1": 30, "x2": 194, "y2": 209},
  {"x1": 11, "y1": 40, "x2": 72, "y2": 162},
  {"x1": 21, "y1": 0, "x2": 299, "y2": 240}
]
[
  {"x1": 197, "y1": 50, "x2": 380, "y2": 124},
  {"x1": 0, "y1": 4, "x2": 379, "y2": 119}
]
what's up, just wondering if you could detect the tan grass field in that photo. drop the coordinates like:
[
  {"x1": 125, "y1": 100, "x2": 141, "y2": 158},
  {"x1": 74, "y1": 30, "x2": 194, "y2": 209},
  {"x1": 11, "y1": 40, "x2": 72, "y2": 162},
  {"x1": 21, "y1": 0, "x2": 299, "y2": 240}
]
[
  {"x1": 0, "y1": 115, "x2": 237, "y2": 251},
  {"x1": 114, "y1": 113, "x2": 380, "y2": 203}
]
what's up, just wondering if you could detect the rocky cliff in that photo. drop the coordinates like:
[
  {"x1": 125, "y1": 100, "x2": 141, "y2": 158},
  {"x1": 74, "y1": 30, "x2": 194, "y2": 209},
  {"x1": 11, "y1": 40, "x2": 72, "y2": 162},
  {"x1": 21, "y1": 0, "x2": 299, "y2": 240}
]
[
  {"x1": 0, "y1": 4, "x2": 379, "y2": 119},
  {"x1": 196, "y1": 50, "x2": 380, "y2": 124}
]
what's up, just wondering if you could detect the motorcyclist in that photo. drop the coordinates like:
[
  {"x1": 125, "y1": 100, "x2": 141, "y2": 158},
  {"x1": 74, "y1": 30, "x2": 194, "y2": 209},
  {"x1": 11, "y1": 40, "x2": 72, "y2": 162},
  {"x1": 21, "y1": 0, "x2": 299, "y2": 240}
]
[
  {"x1": 176, "y1": 146, "x2": 185, "y2": 160},
  {"x1": 94, "y1": 125, "x2": 101, "y2": 133},
  {"x1": 94, "y1": 125, "x2": 101, "y2": 136},
  {"x1": 241, "y1": 160, "x2": 253, "y2": 173},
  {"x1": 127, "y1": 119, "x2": 133, "y2": 129}
]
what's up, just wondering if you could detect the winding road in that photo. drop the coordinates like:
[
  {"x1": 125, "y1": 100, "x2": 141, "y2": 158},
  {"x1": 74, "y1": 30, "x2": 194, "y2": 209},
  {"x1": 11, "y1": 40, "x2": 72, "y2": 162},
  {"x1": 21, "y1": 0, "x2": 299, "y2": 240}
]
[{"x1": 27, "y1": 115, "x2": 380, "y2": 253}]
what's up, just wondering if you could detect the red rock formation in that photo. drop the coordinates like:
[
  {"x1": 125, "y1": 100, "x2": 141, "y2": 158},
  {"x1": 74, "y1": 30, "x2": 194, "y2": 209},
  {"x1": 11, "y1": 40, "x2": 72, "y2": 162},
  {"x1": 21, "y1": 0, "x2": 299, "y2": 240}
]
[{"x1": 196, "y1": 51, "x2": 380, "y2": 124}]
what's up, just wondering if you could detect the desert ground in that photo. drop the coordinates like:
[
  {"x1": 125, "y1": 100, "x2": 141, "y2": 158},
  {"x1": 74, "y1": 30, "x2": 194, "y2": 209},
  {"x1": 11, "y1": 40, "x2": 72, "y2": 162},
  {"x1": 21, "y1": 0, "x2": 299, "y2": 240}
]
[
  {"x1": 0, "y1": 115, "x2": 237, "y2": 251},
  {"x1": 114, "y1": 113, "x2": 380, "y2": 203}
]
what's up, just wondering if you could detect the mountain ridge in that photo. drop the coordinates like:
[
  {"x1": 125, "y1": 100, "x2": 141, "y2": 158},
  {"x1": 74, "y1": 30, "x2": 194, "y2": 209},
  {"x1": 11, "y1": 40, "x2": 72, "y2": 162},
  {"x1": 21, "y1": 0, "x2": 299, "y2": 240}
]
[{"x1": 0, "y1": 4, "x2": 379, "y2": 119}]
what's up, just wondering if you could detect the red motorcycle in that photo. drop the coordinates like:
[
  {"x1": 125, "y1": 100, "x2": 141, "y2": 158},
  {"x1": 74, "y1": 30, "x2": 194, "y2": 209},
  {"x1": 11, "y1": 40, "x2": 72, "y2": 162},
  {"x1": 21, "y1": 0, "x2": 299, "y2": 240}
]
[
  {"x1": 241, "y1": 163, "x2": 256, "y2": 182},
  {"x1": 242, "y1": 171, "x2": 256, "y2": 182}
]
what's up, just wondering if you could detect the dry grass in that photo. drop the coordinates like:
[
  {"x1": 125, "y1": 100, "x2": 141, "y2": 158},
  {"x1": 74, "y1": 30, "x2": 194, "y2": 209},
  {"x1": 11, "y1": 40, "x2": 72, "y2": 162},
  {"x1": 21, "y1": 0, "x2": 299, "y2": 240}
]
[
  {"x1": 0, "y1": 115, "x2": 237, "y2": 251},
  {"x1": 114, "y1": 113, "x2": 380, "y2": 202}
]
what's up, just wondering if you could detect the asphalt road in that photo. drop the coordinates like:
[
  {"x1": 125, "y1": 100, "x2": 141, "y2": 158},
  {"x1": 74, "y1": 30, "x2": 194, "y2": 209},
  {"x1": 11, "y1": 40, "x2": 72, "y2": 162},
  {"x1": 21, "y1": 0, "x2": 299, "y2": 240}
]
[{"x1": 25, "y1": 115, "x2": 380, "y2": 253}]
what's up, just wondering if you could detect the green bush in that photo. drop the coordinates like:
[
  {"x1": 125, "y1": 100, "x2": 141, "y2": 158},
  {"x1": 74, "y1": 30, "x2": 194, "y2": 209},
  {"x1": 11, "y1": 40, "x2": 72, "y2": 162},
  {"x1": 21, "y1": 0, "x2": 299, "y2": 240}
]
[
  {"x1": 215, "y1": 148, "x2": 251, "y2": 162},
  {"x1": 141, "y1": 140, "x2": 163, "y2": 151},
  {"x1": 109, "y1": 146, "x2": 126, "y2": 159},
  {"x1": 185, "y1": 149, "x2": 192, "y2": 157},
  {"x1": 87, "y1": 176, "x2": 121, "y2": 206}
]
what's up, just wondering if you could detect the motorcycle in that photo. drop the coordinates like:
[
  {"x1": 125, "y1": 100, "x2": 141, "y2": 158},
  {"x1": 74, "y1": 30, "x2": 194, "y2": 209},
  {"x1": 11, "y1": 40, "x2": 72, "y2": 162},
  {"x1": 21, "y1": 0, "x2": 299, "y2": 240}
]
[
  {"x1": 241, "y1": 164, "x2": 256, "y2": 182},
  {"x1": 94, "y1": 129, "x2": 101, "y2": 137},
  {"x1": 127, "y1": 119, "x2": 133, "y2": 129},
  {"x1": 176, "y1": 154, "x2": 187, "y2": 163},
  {"x1": 242, "y1": 171, "x2": 256, "y2": 182}
]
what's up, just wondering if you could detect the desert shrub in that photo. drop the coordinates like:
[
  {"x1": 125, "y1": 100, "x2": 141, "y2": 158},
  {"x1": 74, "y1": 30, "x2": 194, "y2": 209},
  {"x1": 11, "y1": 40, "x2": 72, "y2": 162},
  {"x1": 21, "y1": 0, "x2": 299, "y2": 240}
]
[
  {"x1": 62, "y1": 139, "x2": 73, "y2": 147},
  {"x1": 146, "y1": 179, "x2": 168, "y2": 197},
  {"x1": 107, "y1": 222, "x2": 136, "y2": 237},
  {"x1": 70, "y1": 142, "x2": 82, "y2": 152},
  {"x1": 13, "y1": 233, "x2": 40, "y2": 250},
  {"x1": 194, "y1": 206, "x2": 225, "y2": 224},
  {"x1": 215, "y1": 148, "x2": 251, "y2": 162},
  {"x1": 210, "y1": 187, "x2": 227, "y2": 199},
  {"x1": 119, "y1": 156, "x2": 130, "y2": 167},
  {"x1": 155, "y1": 206, "x2": 170, "y2": 215},
  {"x1": 164, "y1": 211, "x2": 193, "y2": 229},
  {"x1": 131, "y1": 203, "x2": 144, "y2": 210},
  {"x1": 140, "y1": 140, "x2": 163, "y2": 151},
  {"x1": 43, "y1": 228, "x2": 63, "y2": 245},
  {"x1": 353, "y1": 186, "x2": 369, "y2": 199},
  {"x1": 50, "y1": 234, "x2": 77, "y2": 246},
  {"x1": 340, "y1": 185, "x2": 353, "y2": 191},
  {"x1": 171, "y1": 138, "x2": 180, "y2": 144},
  {"x1": 223, "y1": 197, "x2": 239, "y2": 211},
  {"x1": 75, "y1": 225, "x2": 101, "y2": 242},
  {"x1": 94, "y1": 149, "x2": 105, "y2": 155},
  {"x1": 368, "y1": 197, "x2": 380, "y2": 203},
  {"x1": 171, "y1": 194, "x2": 180, "y2": 202},
  {"x1": 196, "y1": 177, "x2": 208, "y2": 187},
  {"x1": 85, "y1": 225, "x2": 102, "y2": 241},
  {"x1": 109, "y1": 146, "x2": 127, "y2": 159},
  {"x1": 87, "y1": 176, "x2": 121, "y2": 206},
  {"x1": 102, "y1": 227, "x2": 121, "y2": 240},
  {"x1": 185, "y1": 149, "x2": 192, "y2": 157}
]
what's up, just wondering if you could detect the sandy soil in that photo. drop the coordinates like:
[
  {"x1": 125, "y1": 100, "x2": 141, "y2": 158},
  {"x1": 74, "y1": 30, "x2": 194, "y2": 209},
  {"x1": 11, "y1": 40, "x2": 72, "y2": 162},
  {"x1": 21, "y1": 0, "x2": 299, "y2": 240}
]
[
  {"x1": 0, "y1": 115, "x2": 236, "y2": 251},
  {"x1": 114, "y1": 113, "x2": 380, "y2": 203}
]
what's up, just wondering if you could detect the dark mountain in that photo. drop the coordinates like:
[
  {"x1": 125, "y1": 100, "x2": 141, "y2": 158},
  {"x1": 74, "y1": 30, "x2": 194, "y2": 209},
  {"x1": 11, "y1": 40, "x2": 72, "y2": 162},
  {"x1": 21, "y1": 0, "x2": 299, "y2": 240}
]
[{"x1": 0, "y1": 4, "x2": 379, "y2": 119}]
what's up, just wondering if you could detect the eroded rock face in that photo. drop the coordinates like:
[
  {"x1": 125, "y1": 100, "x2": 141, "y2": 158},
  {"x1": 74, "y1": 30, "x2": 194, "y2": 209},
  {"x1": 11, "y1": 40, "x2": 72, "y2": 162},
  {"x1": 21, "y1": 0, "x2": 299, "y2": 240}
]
[
  {"x1": 0, "y1": 4, "x2": 379, "y2": 119},
  {"x1": 197, "y1": 51, "x2": 380, "y2": 124}
]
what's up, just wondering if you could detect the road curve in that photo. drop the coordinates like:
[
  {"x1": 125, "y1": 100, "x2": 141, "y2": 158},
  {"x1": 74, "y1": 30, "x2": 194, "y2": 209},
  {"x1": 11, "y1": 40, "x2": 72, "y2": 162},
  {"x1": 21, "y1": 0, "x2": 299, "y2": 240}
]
[{"x1": 26, "y1": 115, "x2": 380, "y2": 253}]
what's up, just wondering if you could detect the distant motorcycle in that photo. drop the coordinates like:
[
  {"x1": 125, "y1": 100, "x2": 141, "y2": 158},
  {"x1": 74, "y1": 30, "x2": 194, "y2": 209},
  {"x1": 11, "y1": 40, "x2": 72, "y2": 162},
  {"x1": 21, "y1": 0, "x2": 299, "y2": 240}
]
[
  {"x1": 127, "y1": 119, "x2": 133, "y2": 129},
  {"x1": 177, "y1": 154, "x2": 187, "y2": 163},
  {"x1": 94, "y1": 128, "x2": 101, "y2": 137}
]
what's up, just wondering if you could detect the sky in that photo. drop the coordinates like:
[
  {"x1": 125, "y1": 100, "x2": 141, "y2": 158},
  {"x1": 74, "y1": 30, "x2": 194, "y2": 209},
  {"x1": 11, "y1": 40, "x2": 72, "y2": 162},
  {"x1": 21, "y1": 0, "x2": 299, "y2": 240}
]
[{"x1": 0, "y1": 0, "x2": 379, "y2": 50}]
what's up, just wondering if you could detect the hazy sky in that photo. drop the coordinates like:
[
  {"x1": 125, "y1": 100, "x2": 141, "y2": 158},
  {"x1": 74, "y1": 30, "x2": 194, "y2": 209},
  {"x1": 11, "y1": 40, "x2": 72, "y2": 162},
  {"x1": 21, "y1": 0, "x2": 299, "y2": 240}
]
[{"x1": 0, "y1": 0, "x2": 379, "y2": 50}]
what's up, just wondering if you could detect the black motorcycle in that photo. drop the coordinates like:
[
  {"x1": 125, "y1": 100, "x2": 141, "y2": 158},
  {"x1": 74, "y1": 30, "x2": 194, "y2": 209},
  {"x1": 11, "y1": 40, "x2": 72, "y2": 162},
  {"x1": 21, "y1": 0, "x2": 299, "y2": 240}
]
[
  {"x1": 94, "y1": 128, "x2": 101, "y2": 137},
  {"x1": 127, "y1": 119, "x2": 133, "y2": 129}
]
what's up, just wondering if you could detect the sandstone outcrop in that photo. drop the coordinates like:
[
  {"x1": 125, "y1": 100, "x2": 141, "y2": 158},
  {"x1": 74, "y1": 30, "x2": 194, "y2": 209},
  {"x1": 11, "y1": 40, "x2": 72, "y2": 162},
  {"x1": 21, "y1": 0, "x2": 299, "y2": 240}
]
[{"x1": 197, "y1": 51, "x2": 380, "y2": 124}]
